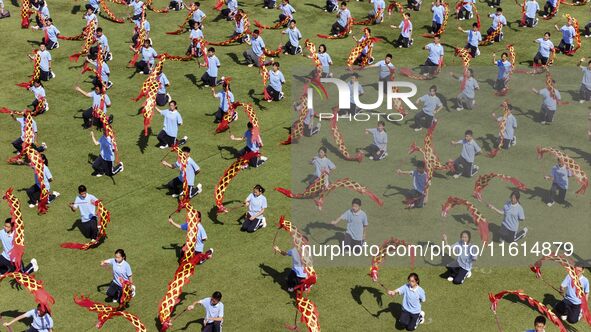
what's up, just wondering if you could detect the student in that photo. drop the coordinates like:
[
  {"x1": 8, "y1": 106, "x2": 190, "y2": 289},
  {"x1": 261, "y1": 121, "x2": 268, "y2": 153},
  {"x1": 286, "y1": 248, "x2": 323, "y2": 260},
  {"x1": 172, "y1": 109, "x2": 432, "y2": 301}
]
[
  {"x1": 458, "y1": 0, "x2": 475, "y2": 20},
  {"x1": 241, "y1": 184, "x2": 268, "y2": 232},
  {"x1": 326, "y1": 0, "x2": 338, "y2": 12},
  {"x1": 369, "y1": 53, "x2": 395, "y2": 83},
  {"x1": 100, "y1": 249, "x2": 133, "y2": 302},
  {"x1": 75, "y1": 85, "x2": 112, "y2": 129},
  {"x1": 492, "y1": 52, "x2": 512, "y2": 94},
  {"x1": 211, "y1": 82, "x2": 235, "y2": 123},
  {"x1": 84, "y1": 6, "x2": 98, "y2": 26},
  {"x1": 243, "y1": 30, "x2": 273, "y2": 67},
  {"x1": 387, "y1": 273, "x2": 426, "y2": 331},
  {"x1": 190, "y1": 2, "x2": 206, "y2": 25},
  {"x1": 316, "y1": 44, "x2": 333, "y2": 77},
  {"x1": 281, "y1": 20, "x2": 302, "y2": 55},
  {"x1": 302, "y1": 104, "x2": 320, "y2": 137},
  {"x1": 69, "y1": 185, "x2": 99, "y2": 240},
  {"x1": 266, "y1": 62, "x2": 285, "y2": 102},
  {"x1": 331, "y1": 2, "x2": 351, "y2": 36},
  {"x1": 451, "y1": 130, "x2": 481, "y2": 178},
  {"x1": 89, "y1": 27, "x2": 112, "y2": 62},
  {"x1": 451, "y1": 69, "x2": 479, "y2": 111},
  {"x1": 554, "y1": 264, "x2": 589, "y2": 324},
  {"x1": 554, "y1": 19, "x2": 575, "y2": 54},
  {"x1": 524, "y1": 0, "x2": 539, "y2": 27},
  {"x1": 342, "y1": 73, "x2": 364, "y2": 115},
  {"x1": 361, "y1": 121, "x2": 388, "y2": 160},
  {"x1": 491, "y1": 102, "x2": 517, "y2": 148},
  {"x1": 413, "y1": 85, "x2": 442, "y2": 131},
  {"x1": 187, "y1": 292, "x2": 224, "y2": 332},
  {"x1": 0, "y1": 218, "x2": 39, "y2": 275},
  {"x1": 310, "y1": 146, "x2": 336, "y2": 183},
  {"x1": 2, "y1": 304, "x2": 53, "y2": 332},
  {"x1": 169, "y1": 0, "x2": 183, "y2": 11},
  {"x1": 578, "y1": 58, "x2": 591, "y2": 103},
  {"x1": 421, "y1": 36, "x2": 444, "y2": 76},
  {"x1": 458, "y1": 23, "x2": 482, "y2": 58},
  {"x1": 10, "y1": 109, "x2": 46, "y2": 154},
  {"x1": 541, "y1": 0, "x2": 557, "y2": 18},
  {"x1": 156, "y1": 101, "x2": 185, "y2": 148},
  {"x1": 232, "y1": 9, "x2": 248, "y2": 44},
  {"x1": 168, "y1": 214, "x2": 213, "y2": 262},
  {"x1": 369, "y1": 0, "x2": 385, "y2": 23},
  {"x1": 531, "y1": 80, "x2": 561, "y2": 124},
  {"x1": 526, "y1": 316, "x2": 547, "y2": 332},
  {"x1": 33, "y1": 0, "x2": 50, "y2": 28},
  {"x1": 230, "y1": 122, "x2": 268, "y2": 167},
  {"x1": 155, "y1": 70, "x2": 171, "y2": 106},
  {"x1": 331, "y1": 198, "x2": 368, "y2": 248},
  {"x1": 87, "y1": 57, "x2": 112, "y2": 90},
  {"x1": 407, "y1": 0, "x2": 422, "y2": 11},
  {"x1": 396, "y1": 160, "x2": 428, "y2": 208},
  {"x1": 442, "y1": 231, "x2": 477, "y2": 284},
  {"x1": 32, "y1": 18, "x2": 60, "y2": 50},
  {"x1": 221, "y1": 0, "x2": 238, "y2": 20},
  {"x1": 90, "y1": 131, "x2": 124, "y2": 177},
  {"x1": 278, "y1": 0, "x2": 296, "y2": 24},
  {"x1": 544, "y1": 158, "x2": 573, "y2": 207},
  {"x1": 486, "y1": 8, "x2": 507, "y2": 42},
  {"x1": 391, "y1": 12, "x2": 413, "y2": 48},
  {"x1": 264, "y1": 0, "x2": 276, "y2": 9},
  {"x1": 431, "y1": 0, "x2": 445, "y2": 34},
  {"x1": 30, "y1": 43, "x2": 54, "y2": 81},
  {"x1": 0, "y1": 0, "x2": 9, "y2": 18},
  {"x1": 28, "y1": 80, "x2": 48, "y2": 112},
  {"x1": 131, "y1": 17, "x2": 151, "y2": 46},
  {"x1": 137, "y1": 39, "x2": 157, "y2": 75},
  {"x1": 487, "y1": 191, "x2": 527, "y2": 242},
  {"x1": 533, "y1": 32, "x2": 554, "y2": 66},
  {"x1": 26, "y1": 154, "x2": 59, "y2": 208},
  {"x1": 200, "y1": 47, "x2": 221, "y2": 87},
  {"x1": 129, "y1": 0, "x2": 144, "y2": 23},
  {"x1": 273, "y1": 245, "x2": 308, "y2": 291},
  {"x1": 188, "y1": 21, "x2": 205, "y2": 57},
  {"x1": 161, "y1": 146, "x2": 202, "y2": 198}
]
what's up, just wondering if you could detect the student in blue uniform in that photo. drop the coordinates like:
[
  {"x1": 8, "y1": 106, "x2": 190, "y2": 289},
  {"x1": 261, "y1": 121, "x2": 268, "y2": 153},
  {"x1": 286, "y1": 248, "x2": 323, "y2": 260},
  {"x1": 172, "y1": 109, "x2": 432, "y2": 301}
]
[
  {"x1": 136, "y1": 39, "x2": 158, "y2": 75},
  {"x1": 88, "y1": 28, "x2": 112, "y2": 62},
  {"x1": 10, "y1": 109, "x2": 46, "y2": 154},
  {"x1": 266, "y1": 62, "x2": 286, "y2": 102},
  {"x1": 211, "y1": 82, "x2": 235, "y2": 123},
  {"x1": 486, "y1": 8, "x2": 507, "y2": 42},
  {"x1": 220, "y1": 0, "x2": 238, "y2": 20},
  {"x1": 458, "y1": 0, "x2": 475, "y2": 20},
  {"x1": 413, "y1": 85, "x2": 442, "y2": 131},
  {"x1": 274, "y1": 244, "x2": 308, "y2": 291},
  {"x1": 187, "y1": 292, "x2": 224, "y2": 332},
  {"x1": 458, "y1": 23, "x2": 482, "y2": 58},
  {"x1": 578, "y1": 58, "x2": 591, "y2": 103},
  {"x1": 331, "y1": 2, "x2": 351, "y2": 36},
  {"x1": 387, "y1": 273, "x2": 426, "y2": 331},
  {"x1": 443, "y1": 231, "x2": 477, "y2": 284},
  {"x1": 190, "y1": 2, "x2": 206, "y2": 25},
  {"x1": 451, "y1": 130, "x2": 481, "y2": 178},
  {"x1": 451, "y1": 68, "x2": 479, "y2": 111},
  {"x1": 129, "y1": 0, "x2": 144, "y2": 23},
  {"x1": 326, "y1": 0, "x2": 338, "y2": 12},
  {"x1": 29, "y1": 43, "x2": 54, "y2": 81},
  {"x1": 526, "y1": 316, "x2": 547, "y2": 332},
  {"x1": 75, "y1": 85, "x2": 112, "y2": 129},
  {"x1": 26, "y1": 154, "x2": 59, "y2": 208},
  {"x1": 391, "y1": 12, "x2": 413, "y2": 48},
  {"x1": 531, "y1": 80, "x2": 561, "y2": 125},
  {"x1": 32, "y1": 18, "x2": 60, "y2": 50},
  {"x1": 0, "y1": 219, "x2": 38, "y2": 275},
  {"x1": 360, "y1": 121, "x2": 388, "y2": 160},
  {"x1": 278, "y1": 0, "x2": 296, "y2": 25},
  {"x1": 243, "y1": 29, "x2": 274, "y2": 67},
  {"x1": 544, "y1": 158, "x2": 573, "y2": 207},
  {"x1": 242, "y1": 184, "x2": 268, "y2": 232},
  {"x1": 331, "y1": 198, "x2": 368, "y2": 248},
  {"x1": 491, "y1": 102, "x2": 517, "y2": 148},
  {"x1": 533, "y1": 32, "x2": 555, "y2": 66},
  {"x1": 554, "y1": 19, "x2": 576, "y2": 54},
  {"x1": 369, "y1": 53, "x2": 395, "y2": 83},
  {"x1": 156, "y1": 70, "x2": 171, "y2": 106},
  {"x1": 430, "y1": 0, "x2": 445, "y2": 34},
  {"x1": 523, "y1": 0, "x2": 539, "y2": 27},
  {"x1": 90, "y1": 131, "x2": 124, "y2": 177},
  {"x1": 310, "y1": 146, "x2": 336, "y2": 184},
  {"x1": 492, "y1": 52, "x2": 512, "y2": 94},
  {"x1": 230, "y1": 122, "x2": 268, "y2": 167},
  {"x1": 554, "y1": 264, "x2": 589, "y2": 324},
  {"x1": 200, "y1": 47, "x2": 221, "y2": 87},
  {"x1": 396, "y1": 160, "x2": 428, "y2": 208},
  {"x1": 3, "y1": 304, "x2": 53, "y2": 332},
  {"x1": 100, "y1": 249, "x2": 133, "y2": 302},
  {"x1": 316, "y1": 44, "x2": 333, "y2": 77},
  {"x1": 168, "y1": 212, "x2": 214, "y2": 264},
  {"x1": 541, "y1": 0, "x2": 558, "y2": 17},
  {"x1": 156, "y1": 101, "x2": 185, "y2": 148},
  {"x1": 69, "y1": 185, "x2": 99, "y2": 241},
  {"x1": 161, "y1": 146, "x2": 202, "y2": 198},
  {"x1": 421, "y1": 36, "x2": 443, "y2": 76},
  {"x1": 281, "y1": 20, "x2": 302, "y2": 55},
  {"x1": 487, "y1": 191, "x2": 527, "y2": 242}
]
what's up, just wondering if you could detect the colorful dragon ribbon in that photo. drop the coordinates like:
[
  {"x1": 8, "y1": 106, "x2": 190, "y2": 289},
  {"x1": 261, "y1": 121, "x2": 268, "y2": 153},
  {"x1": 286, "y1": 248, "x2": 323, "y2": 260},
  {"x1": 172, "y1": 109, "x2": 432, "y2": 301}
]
[
  {"x1": 166, "y1": 6, "x2": 196, "y2": 35},
  {"x1": 387, "y1": 1, "x2": 404, "y2": 15},
  {"x1": 133, "y1": 56, "x2": 164, "y2": 136},
  {"x1": 208, "y1": 12, "x2": 251, "y2": 46},
  {"x1": 529, "y1": 255, "x2": 591, "y2": 326},
  {"x1": 441, "y1": 196, "x2": 490, "y2": 243},
  {"x1": 330, "y1": 107, "x2": 364, "y2": 162},
  {"x1": 260, "y1": 54, "x2": 272, "y2": 101},
  {"x1": 488, "y1": 290, "x2": 566, "y2": 332},
  {"x1": 369, "y1": 237, "x2": 415, "y2": 283},
  {"x1": 3, "y1": 188, "x2": 25, "y2": 272},
  {"x1": 346, "y1": 30, "x2": 380, "y2": 69},
  {"x1": 215, "y1": 79, "x2": 238, "y2": 133},
  {"x1": 173, "y1": 144, "x2": 191, "y2": 211},
  {"x1": 454, "y1": 47, "x2": 472, "y2": 92},
  {"x1": 60, "y1": 200, "x2": 111, "y2": 250},
  {"x1": 353, "y1": 7, "x2": 384, "y2": 25},
  {"x1": 563, "y1": 14, "x2": 581, "y2": 55},
  {"x1": 317, "y1": 16, "x2": 353, "y2": 39},
  {"x1": 69, "y1": 19, "x2": 97, "y2": 62},
  {"x1": 93, "y1": 106, "x2": 121, "y2": 164},
  {"x1": 472, "y1": 173, "x2": 526, "y2": 201},
  {"x1": 544, "y1": 70, "x2": 565, "y2": 105},
  {"x1": 479, "y1": 24, "x2": 502, "y2": 46},
  {"x1": 159, "y1": 202, "x2": 212, "y2": 331},
  {"x1": 537, "y1": 146, "x2": 588, "y2": 194},
  {"x1": 422, "y1": 2, "x2": 449, "y2": 37},
  {"x1": 305, "y1": 40, "x2": 322, "y2": 79},
  {"x1": 145, "y1": 0, "x2": 169, "y2": 13},
  {"x1": 100, "y1": 0, "x2": 125, "y2": 23},
  {"x1": 255, "y1": 15, "x2": 291, "y2": 30},
  {"x1": 0, "y1": 272, "x2": 55, "y2": 313},
  {"x1": 21, "y1": 146, "x2": 49, "y2": 214},
  {"x1": 214, "y1": 151, "x2": 260, "y2": 213},
  {"x1": 520, "y1": 0, "x2": 527, "y2": 26},
  {"x1": 294, "y1": 292, "x2": 321, "y2": 332},
  {"x1": 16, "y1": 50, "x2": 40, "y2": 89},
  {"x1": 20, "y1": 0, "x2": 32, "y2": 28},
  {"x1": 282, "y1": 84, "x2": 310, "y2": 145},
  {"x1": 129, "y1": 9, "x2": 148, "y2": 66},
  {"x1": 408, "y1": 121, "x2": 455, "y2": 201},
  {"x1": 4, "y1": 109, "x2": 40, "y2": 165},
  {"x1": 81, "y1": 44, "x2": 103, "y2": 78},
  {"x1": 488, "y1": 101, "x2": 510, "y2": 158}
]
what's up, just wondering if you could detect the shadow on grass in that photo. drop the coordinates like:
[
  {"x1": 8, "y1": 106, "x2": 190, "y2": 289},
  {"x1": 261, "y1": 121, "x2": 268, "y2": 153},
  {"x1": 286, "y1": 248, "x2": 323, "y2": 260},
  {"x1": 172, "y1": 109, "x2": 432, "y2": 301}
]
[
  {"x1": 184, "y1": 73, "x2": 199, "y2": 88},
  {"x1": 375, "y1": 302, "x2": 404, "y2": 330},
  {"x1": 259, "y1": 263, "x2": 294, "y2": 297},
  {"x1": 521, "y1": 186, "x2": 547, "y2": 202},
  {"x1": 304, "y1": 3, "x2": 324, "y2": 10},
  {"x1": 559, "y1": 146, "x2": 591, "y2": 167},
  {"x1": 301, "y1": 221, "x2": 341, "y2": 244},
  {"x1": 162, "y1": 243, "x2": 184, "y2": 261},
  {"x1": 383, "y1": 184, "x2": 412, "y2": 199},
  {"x1": 71, "y1": 5, "x2": 81, "y2": 14},
  {"x1": 248, "y1": 89, "x2": 266, "y2": 110},
  {"x1": 227, "y1": 52, "x2": 243, "y2": 66},
  {"x1": 137, "y1": 128, "x2": 151, "y2": 154},
  {"x1": 511, "y1": 104, "x2": 538, "y2": 121},
  {"x1": 351, "y1": 285, "x2": 386, "y2": 317},
  {"x1": 217, "y1": 145, "x2": 240, "y2": 160},
  {"x1": 476, "y1": 134, "x2": 496, "y2": 154}
]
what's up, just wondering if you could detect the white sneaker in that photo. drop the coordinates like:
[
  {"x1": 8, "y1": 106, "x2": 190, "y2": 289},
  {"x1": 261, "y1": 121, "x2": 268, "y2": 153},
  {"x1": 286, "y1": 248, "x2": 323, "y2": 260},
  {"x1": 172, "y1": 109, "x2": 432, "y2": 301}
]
[
  {"x1": 50, "y1": 71, "x2": 56, "y2": 79},
  {"x1": 260, "y1": 156, "x2": 268, "y2": 162},
  {"x1": 261, "y1": 217, "x2": 267, "y2": 228},
  {"x1": 41, "y1": 142, "x2": 47, "y2": 149},
  {"x1": 541, "y1": 121, "x2": 546, "y2": 125},
  {"x1": 466, "y1": 271, "x2": 472, "y2": 278},
  {"x1": 581, "y1": 99, "x2": 586, "y2": 104},
  {"x1": 30, "y1": 258, "x2": 39, "y2": 272},
  {"x1": 113, "y1": 299, "x2": 118, "y2": 303},
  {"x1": 547, "y1": 202, "x2": 554, "y2": 207},
  {"x1": 53, "y1": 191, "x2": 60, "y2": 198},
  {"x1": 159, "y1": 144, "x2": 168, "y2": 149},
  {"x1": 473, "y1": 165, "x2": 479, "y2": 171},
  {"x1": 456, "y1": 107, "x2": 464, "y2": 112},
  {"x1": 369, "y1": 156, "x2": 374, "y2": 160},
  {"x1": 414, "y1": 127, "x2": 423, "y2": 132},
  {"x1": 447, "y1": 276, "x2": 453, "y2": 282},
  {"x1": 561, "y1": 315, "x2": 567, "y2": 321},
  {"x1": 453, "y1": 174, "x2": 461, "y2": 179},
  {"x1": 171, "y1": 194, "x2": 179, "y2": 198},
  {"x1": 419, "y1": 311, "x2": 425, "y2": 325},
  {"x1": 511, "y1": 136, "x2": 517, "y2": 146},
  {"x1": 196, "y1": 183, "x2": 203, "y2": 194},
  {"x1": 29, "y1": 203, "x2": 36, "y2": 208},
  {"x1": 247, "y1": 64, "x2": 254, "y2": 67},
  {"x1": 131, "y1": 285, "x2": 136, "y2": 297}
]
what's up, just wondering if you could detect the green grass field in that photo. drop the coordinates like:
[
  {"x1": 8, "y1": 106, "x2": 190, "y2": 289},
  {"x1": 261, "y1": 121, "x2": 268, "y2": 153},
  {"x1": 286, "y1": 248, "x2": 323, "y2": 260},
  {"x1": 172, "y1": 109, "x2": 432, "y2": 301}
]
[{"x1": 0, "y1": 0, "x2": 590, "y2": 331}]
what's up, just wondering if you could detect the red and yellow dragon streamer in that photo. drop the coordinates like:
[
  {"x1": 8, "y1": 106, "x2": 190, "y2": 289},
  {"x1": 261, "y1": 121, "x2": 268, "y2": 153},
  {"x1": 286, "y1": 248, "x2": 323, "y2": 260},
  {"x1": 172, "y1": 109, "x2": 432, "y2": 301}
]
[
  {"x1": 472, "y1": 173, "x2": 526, "y2": 201},
  {"x1": 330, "y1": 107, "x2": 363, "y2": 162},
  {"x1": 479, "y1": 24, "x2": 502, "y2": 46},
  {"x1": 20, "y1": 0, "x2": 33, "y2": 28},
  {"x1": 0, "y1": 272, "x2": 55, "y2": 313},
  {"x1": 100, "y1": 1, "x2": 125, "y2": 23},
  {"x1": 16, "y1": 50, "x2": 40, "y2": 89},
  {"x1": 60, "y1": 200, "x2": 111, "y2": 250},
  {"x1": 22, "y1": 145, "x2": 49, "y2": 214},
  {"x1": 537, "y1": 146, "x2": 588, "y2": 194},
  {"x1": 214, "y1": 151, "x2": 260, "y2": 213},
  {"x1": 172, "y1": 144, "x2": 191, "y2": 212},
  {"x1": 353, "y1": 6, "x2": 384, "y2": 26},
  {"x1": 145, "y1": 0, "x2": 169, "y2": 13},
  {"x1": 4, "y1": 109, "x2": 36, "y2": 165},
  {"x1": 3, "y1": 188, "x2": 25, "y2": 272},
  {"x1": 495, "y1": 44, "x2": 515, "y2": 95},
  {"x1": 488, "y1": 100, "x2": 510, "y2": 157},
  {"x1": 346, "y1": 29, "x2": 380, "y2": 69},
  {"x1": 255, "y1": 15, "x2": 291, "y2": 30},
  {"x1": 260, "y1": 54, "x2": 272, "y2": 101},
  {"x1": 489, "y1": 290, "x2": 566, "y2": 332},
  {"x1": 387, "y1": 1, "x2": 404, "y2": 15},
  {"x1": 454, "y1": 47, "x2": 472, "y2": 91},
  {"x1": 282, "y1": 83, "x2": 311, "y2": 145},
  {"x1": 441, "y1": 196, "x2": 490, "y2": 243},
  {"x1": 166, "y1": 6, "x2": 195, "y2": 35},
  {"x1": 563, "y1": 14, "x2": 581, "y2": 55},
  {"x1": 67, "y1": 19, "x2": 97, "y2": 62},
  {"x1": 133, "y1": 56, "x2": 164, "y2": 136},
  {"x1": 129, "y1": 9, "x2": 148, "y2": 66},
  {"x1": 369, "y1": 237, "x2": 416, "y2": 289}
]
